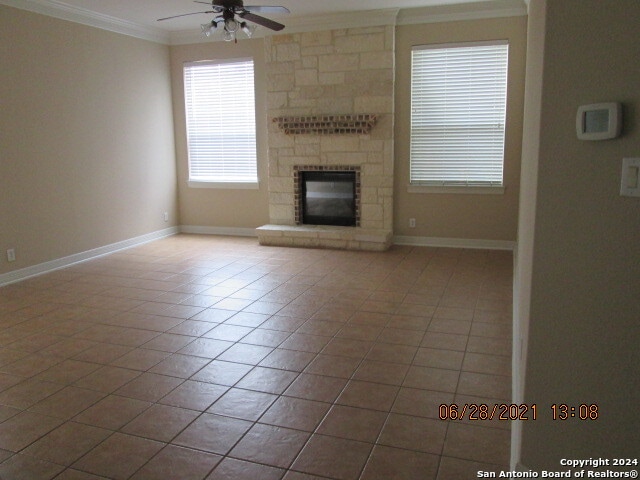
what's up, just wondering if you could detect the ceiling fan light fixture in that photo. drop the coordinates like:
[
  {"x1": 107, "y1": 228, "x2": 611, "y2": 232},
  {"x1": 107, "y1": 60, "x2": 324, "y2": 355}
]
[
  {"x1": 200, "y1": 21, "x2": 216, "y2": 37},
  {"x1": 222, "y1": 29, "x2": 235, "y2": 42},
  {"x1": 241, "y1": 22, "x2": 257, "y2": 38},
  {"x1": 224, "y1": 17, "x2": 239, "y2": 33}
]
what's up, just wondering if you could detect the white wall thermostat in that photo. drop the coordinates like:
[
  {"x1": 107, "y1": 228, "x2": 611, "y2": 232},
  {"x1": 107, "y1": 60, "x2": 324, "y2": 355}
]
[{"x1": 576, "y1": 102, "x2": 622, "y2": 140}]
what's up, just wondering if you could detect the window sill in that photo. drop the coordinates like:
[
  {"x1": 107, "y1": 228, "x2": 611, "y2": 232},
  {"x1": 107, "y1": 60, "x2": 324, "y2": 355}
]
[
  {"x1": 188, "y1": 181, "x2": 259, "y2": 190},
  {"x1": 407, "y1": 185, "x2": 505, "y2": 195}
]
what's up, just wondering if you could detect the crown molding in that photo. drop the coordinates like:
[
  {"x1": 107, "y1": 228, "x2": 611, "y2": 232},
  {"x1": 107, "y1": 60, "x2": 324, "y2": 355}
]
[
  {"x1": 2, "y1": 0, "x2": 527, "y2": 46},
  {"x1": 0, "y1": 0, "x2": 170, "y2": 44},
  {"x1": 397, "y1": 0, "x2": 527, "y2": 25}
]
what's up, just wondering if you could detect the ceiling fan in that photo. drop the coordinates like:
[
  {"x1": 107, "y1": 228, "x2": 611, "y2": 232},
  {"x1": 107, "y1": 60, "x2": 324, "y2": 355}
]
[{"x1": 158, "y1": 0, "x2": 290, "y2": 42}]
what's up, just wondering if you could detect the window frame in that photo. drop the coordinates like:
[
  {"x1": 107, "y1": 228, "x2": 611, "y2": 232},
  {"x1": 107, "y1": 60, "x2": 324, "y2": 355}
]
[
  {"x1": 408, "y1": 40, "x2": 509, "y2": 194},
  {"x1": 183, "y1": 57, "x2": 259, "y2": 189}
]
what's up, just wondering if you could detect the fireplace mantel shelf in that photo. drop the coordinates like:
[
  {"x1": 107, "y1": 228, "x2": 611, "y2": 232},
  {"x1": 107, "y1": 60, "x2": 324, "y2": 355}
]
[{"x1": 272, "y1": 114, "x2": 377, "y2": 135}]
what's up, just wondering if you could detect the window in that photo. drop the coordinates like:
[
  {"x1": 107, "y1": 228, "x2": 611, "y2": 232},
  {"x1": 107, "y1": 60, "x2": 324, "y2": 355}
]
[
  {"x1": 184, "y1": 58, "x2": 258, "y2": 187},
  {"x1": 410, "y1": 41, "x2": 509, "y2": 190}
]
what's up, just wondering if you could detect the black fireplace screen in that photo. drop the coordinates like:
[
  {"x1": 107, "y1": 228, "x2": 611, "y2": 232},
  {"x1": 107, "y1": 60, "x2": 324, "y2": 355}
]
[{"x1": 301, "y1": 171, "x2": 356, "y2": 226}]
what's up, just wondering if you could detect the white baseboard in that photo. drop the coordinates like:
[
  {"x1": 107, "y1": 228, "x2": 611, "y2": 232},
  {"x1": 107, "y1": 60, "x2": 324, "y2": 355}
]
[
  {"x1": 180, "y1": 225, "x2": 258, "y2": 237},
  {"x1": 0, "y1": 227, "x2": 179, "y2": 287},
  {"x1": 393, "y1": 235, "x2": 516, "y2": 251},
  {"x1": 180, "y1": 228, "x2": 514, "y2": 250}
]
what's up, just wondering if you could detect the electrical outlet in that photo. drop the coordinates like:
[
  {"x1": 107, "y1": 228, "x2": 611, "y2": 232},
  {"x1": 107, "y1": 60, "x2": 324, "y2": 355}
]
[
  {"x1": 163, "y1": 212, "x2": 169, "y2": 222},
  {"x1": 7, "y1": 249, "x2": 16, "y2": 262},
  {"x1": 409, "y1": 218, "x2": 416, "y2": 228}
]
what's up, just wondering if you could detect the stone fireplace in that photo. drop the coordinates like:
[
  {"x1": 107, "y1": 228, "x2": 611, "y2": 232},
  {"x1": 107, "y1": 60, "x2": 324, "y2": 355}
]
[{"x1": 256, "y1": 25, "x2": 395, "y2": 251}]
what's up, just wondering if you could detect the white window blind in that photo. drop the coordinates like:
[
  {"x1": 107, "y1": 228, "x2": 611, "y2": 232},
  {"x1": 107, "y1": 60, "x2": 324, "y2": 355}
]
[
  {"x1": 184, "y1": 58, "x2": 257, "y2": 185},
  {"x1": 410, "y1": 41, "x2": 509, "y2": 187}
]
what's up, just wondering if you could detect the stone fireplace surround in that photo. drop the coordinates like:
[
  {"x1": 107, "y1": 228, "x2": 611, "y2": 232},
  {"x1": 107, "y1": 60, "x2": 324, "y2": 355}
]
[{"x1": 256, "y1": 25, "x2": 395, "y2": 251}]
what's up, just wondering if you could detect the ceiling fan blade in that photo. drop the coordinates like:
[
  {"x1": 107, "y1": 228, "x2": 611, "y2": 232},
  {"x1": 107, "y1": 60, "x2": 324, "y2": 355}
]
[
  {"x1": 157, "y1": 10, "x2": 214, "y2": 21},
  {"x1": 239, "y1": 11, "x2": 285, "y2": 31},
  {"x1": 244, "y1": 6, "x2": 290, "y2": 14}
]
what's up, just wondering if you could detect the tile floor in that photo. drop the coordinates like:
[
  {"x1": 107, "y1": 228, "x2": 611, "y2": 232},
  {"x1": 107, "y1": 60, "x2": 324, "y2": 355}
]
[{"x1": 0, "y1": 234, "x2": 513, "y2": 479}]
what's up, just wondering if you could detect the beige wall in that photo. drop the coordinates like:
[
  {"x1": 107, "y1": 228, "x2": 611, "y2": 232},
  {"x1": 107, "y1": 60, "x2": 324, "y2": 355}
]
[
  {"x1": 0, "y1": 6, "x2": 177, "y2": 275},
  {"x1": 519, "y1": 0, "x2": 640, "y2": 467},
  {"x1": 170, "y1": 40, "x2": 270, "y2": 230},
  {"x1": 394, "y1": 17, "x2": 527, "y2": 241}
]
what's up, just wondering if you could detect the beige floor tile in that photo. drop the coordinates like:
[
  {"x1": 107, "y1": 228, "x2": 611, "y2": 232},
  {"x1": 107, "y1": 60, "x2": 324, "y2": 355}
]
[
  {"x1": 0, "y1": 378, "x2": 64, "y2": 409},
  {"x1": 177, "y1": 338, "x2": 233, "y2": 359},
  {"x1": 235, "y1": 366, "x2": 298, "y2": 394},
  {"x1": 303, "y1": 354, "x2": 361, "y2": 379},
  {"x1": 0, "y1": 353, "x2": 61, "y2": 378},
  {"x1": 0, "y1": 411, "x2": 64, "y2": 451},
  {"x1": 72, "y1": 432, "x2": 164, "y2": 480},
  {"x1": 22, "y1": 421, "x2": 111, "y2": 465},
  {"x1": 131, "y1": 445, "x2": 221, "y2": 480},
  {"x1": 457, "y1": 371, "x2": 511, "y2": 399},
  {"x1": 28, "y1": 386, "x2": 105, "y2": 420},
  {"x1": 378, "y1": 413, "x2": 448, "y2": 454},
  {"x1": 173, "y1": 413, "x2": 253, "y2": 455},
  {"x1": 392, "y1": 387, "x2": 455, "y2": 419},
  {"x1": 114, "y1": 372, "x2": 183, "y2": 402},
  {"x1": 321, "y1": 337, "x2": 373, "y2": 359},
  {"x1": 72, "y1": 344, "x2": 133, "y2": 365},
  {"x1": 203, "y1": 324, "x2": 254, "y2": 342},
  {"x1": 352, "y1": 360, "x2": 409, "y2": 386},
  {"x1": 317, "y1": 405, "x2": 387, "y2": 442},
  {"x1": 74, "y1": 395, "x2": 151, "y2": 430},
  {"x1": 279, "y1": 333, "x2": 331, "y2": 353},
  {"x1": 216, "y1": 343, "x2": 274, "y2": 364},
  {"x1": 148, "y1": 353, "x2": 211, "y2": 378},
  {"x1": 109, "y1": 348, "x2": 170, "y2": 372},
  {"x1": 443, "y1": 423, "x2": 511, "y2": 465},
  {"x1": 74, "y1": 366, "x2": 141, "y2": 393},
  {"x1": 259, "y1": 348, "x2": 315, "y2": 372},
  {"x1": 207, "y1": 388, "x2": 277, "y2": 421},
  {"x1": 462, "y1": 352, "x2": 511, "y2": 376},
  {"x1": 122, "y1": 404, "x2": 199, "y2": 442},
  {"x1": 291, "y1": 434, "x2": 372, "y2": 480},
  {"x1": 361, "y1": 445, "x2": 440, "y2": 480},
  {"x1": 54, "y1": 468, "x2": 109, "y2": 479},
  {"x1": 284, "y1": 373, "x2": 347, "y2": 403},
  {"x1": 223, "y1": 311, "x2": 270, "y2": 328},
  {"x1": 336, "y1": 380, "x2": 399, "y2": 412},
  {"x1": 413, "y1": 348, "x2": 465, "y2": 370},
  {"x1": 403, "y1": 365, "x2": 460, "y2": 393},
  {"x1": 421, "y1": 332, "x2": 468, "y2": 351},
  {"x1": 437, "y1": 455, "x2": 507, "y2": 480},
  {"x1": 365, "y1": 343, "x2": 418, "y2": 364},
  {"x1": 191, "y1": 360, "x2": 253, "y2": 386},
  {"x1": 169, "y1": 319, "x2": 217, "y2": 337},
  {"x1": 159, "y1": 380, "x2": 228, "y2": 411},
  {"x1": 207, "y1": 457, "x2": 284, "y2": 480},
  {"x1": 0, "y1": 454, "x2": 65, "y2": 480},
  {"x1": 260, "y1": 396, "x2": 330, "y2": 431},
  {"x1": 229, "y1": 423, "x2": 310, "y2": 469}
]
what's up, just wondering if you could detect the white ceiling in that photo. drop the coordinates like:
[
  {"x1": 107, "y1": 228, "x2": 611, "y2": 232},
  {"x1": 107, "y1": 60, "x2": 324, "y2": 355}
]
[{"x1": 1, "y1": 0, "x2": 527, "y2": 44}]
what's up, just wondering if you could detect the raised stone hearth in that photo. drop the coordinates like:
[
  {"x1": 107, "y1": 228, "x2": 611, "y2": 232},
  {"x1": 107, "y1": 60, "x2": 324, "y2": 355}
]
[{"x1": 256, "y1": 224, "x2": 392, "y2": 251}]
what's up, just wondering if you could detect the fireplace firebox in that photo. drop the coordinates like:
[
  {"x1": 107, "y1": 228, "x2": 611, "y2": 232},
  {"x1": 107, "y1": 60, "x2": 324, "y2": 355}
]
[{"x1": 294, "y1": 166, "x2": 360, "y2": 227}]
